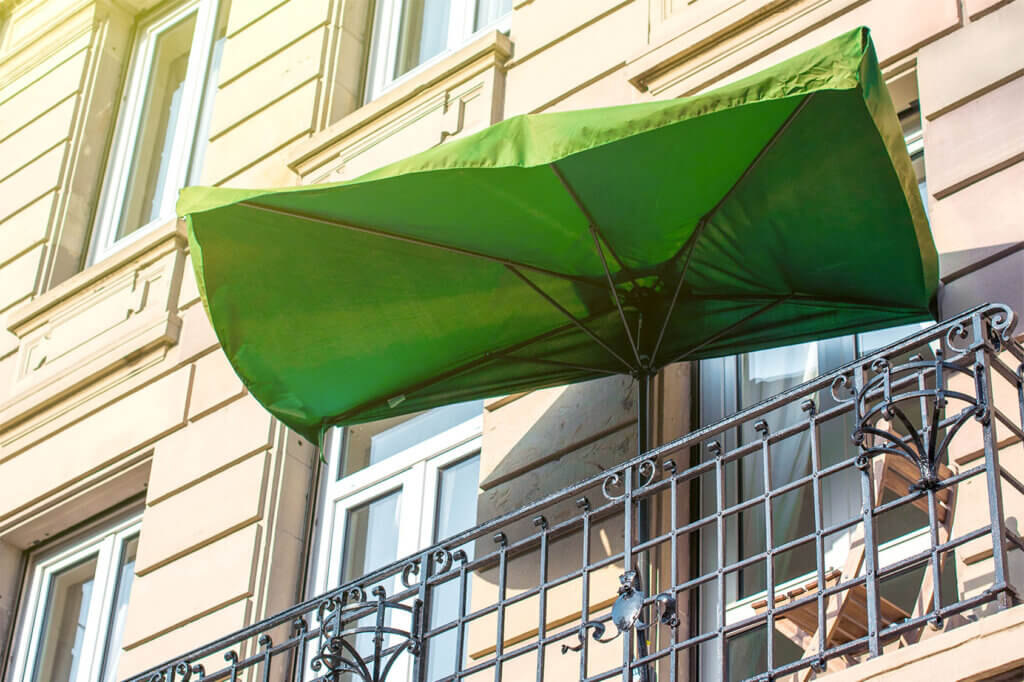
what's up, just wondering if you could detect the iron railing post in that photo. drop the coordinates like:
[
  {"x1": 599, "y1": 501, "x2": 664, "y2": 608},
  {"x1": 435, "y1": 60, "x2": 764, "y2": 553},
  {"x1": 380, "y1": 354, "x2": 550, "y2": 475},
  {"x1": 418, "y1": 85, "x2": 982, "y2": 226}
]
[
  {"x1": 623, "y1": 462, "x2": 636, "y2": 682},
  {"x1": 855, "y1": 361, "x2": 883, "y2": 658},
  {"x1": 973, "y1": 314, "x2": 1014, "y2": 609}
]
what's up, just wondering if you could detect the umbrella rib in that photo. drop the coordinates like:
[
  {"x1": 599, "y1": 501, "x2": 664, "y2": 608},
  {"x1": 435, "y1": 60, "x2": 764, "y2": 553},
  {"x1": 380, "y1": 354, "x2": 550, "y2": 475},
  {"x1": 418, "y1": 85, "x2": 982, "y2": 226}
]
[
  {"x1": 549, "y1": 163, "x2": 633, "y2": 276},
  {"x1": 651, "y1": 93, "x2": 815, "y2": 365},
  {"x1": 682, "y1": 92, "x2": 816, "y2": 259},
  {"x1": 665, "y1": 294, "x2": 793, "y2": 365},
  {"x1": 327, "y1": 314, "x2": 612, "y2": 425},
  {"x1": 505, "y1": 265, "x2": 634, "y2": 372},
  {"x1": 502, "y1": 354, "x2": 619, "y2": 375},
  {"x1": 588, "y1": 224, "x2": 645, "y2": 369},
  {"x1": 237, "y1": 201, "x2": 607, "y2": 293},
  {"x1": 650, "y1": 217, "x2": 707, "y2": 365}
]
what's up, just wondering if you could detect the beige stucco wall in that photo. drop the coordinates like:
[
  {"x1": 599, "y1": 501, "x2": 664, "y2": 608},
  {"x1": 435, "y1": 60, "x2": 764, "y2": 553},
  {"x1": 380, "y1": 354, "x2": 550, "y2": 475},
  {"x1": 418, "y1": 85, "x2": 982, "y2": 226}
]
[{"x1": 0, "y1": 0, "x2": 1021, "y2": 679}]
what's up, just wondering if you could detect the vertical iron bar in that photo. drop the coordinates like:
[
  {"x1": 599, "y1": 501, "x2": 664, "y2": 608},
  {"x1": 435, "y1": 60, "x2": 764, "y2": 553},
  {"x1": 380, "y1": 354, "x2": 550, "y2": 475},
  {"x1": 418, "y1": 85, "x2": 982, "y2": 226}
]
[
  {"x1": 413, "y1": 551, "x2": 432, "y2": 682},
  {"x1": 293, "y1": 624, "x2": 307, "y2": 682},
  {"x1": 805, "y1": 400, "x2": 827, "y2": 670},
  {"x1": 922, "y1": 367, "x2": 943, "y2": 623},
  {"x1": 494, "y1": 534, "x2": 509, "y2": 682},
  {"x1": 536, "y1": 517, "x2": 550, "y2": 682},
  {"x1": 579, "y1": 499, "x2": 593, "y2": 682},
  {"x1": 855, "y1": 362, "x2": 882, "y2": 658},
  {"x1": 713, "y1": 441, "x2": 727, "y2": 682},
  {"x1": 454, "y1": 555, "x2": 469, "y2": 681},
  {"x1": 758, "y1": 422, "x2": 775, "y2": 674},
  {"x1": 975, "y1": 326, "x2": 1013, "y2": 609},
  {"x1": 623, "y1": 465, "x2": 636, "y2": 682},
  {"x1": 375, "y1": 597, "x2": 386, "y2": 681},
  {"x1": 669, "y1": 460, "x2": 679, "y2": 682}
]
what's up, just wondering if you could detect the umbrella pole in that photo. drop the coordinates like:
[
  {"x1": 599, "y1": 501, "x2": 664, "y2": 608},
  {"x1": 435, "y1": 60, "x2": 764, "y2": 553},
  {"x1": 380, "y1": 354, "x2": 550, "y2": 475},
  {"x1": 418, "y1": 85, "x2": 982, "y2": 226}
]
[{"x1": 636, "y1": 371, "x2": 654, "y2": 680}]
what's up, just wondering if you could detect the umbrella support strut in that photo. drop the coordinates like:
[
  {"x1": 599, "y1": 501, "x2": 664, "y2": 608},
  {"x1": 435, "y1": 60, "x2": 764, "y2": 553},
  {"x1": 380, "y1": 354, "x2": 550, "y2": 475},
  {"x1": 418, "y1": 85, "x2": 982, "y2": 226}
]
[{"x1": 635, "y1": 371, "x2": 654, "y2": 681}]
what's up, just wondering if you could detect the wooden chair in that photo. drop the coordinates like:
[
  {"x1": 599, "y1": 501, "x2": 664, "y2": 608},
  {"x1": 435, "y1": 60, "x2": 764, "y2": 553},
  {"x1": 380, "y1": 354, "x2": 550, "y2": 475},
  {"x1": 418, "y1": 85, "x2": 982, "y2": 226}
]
[{"x1": 752, "y1": 451, "x2": 957, "y2": 678}]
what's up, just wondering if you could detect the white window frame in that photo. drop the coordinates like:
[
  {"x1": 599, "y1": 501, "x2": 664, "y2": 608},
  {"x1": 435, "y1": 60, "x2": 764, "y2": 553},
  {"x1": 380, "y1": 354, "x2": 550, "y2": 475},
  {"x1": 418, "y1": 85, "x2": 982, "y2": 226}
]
[
  {"x1": 310, "y1": 406, "x2": 483, "y2": 598},
  {"x1": 9, "y1": 514, "x2": 142, "y2": 682},
  {"x1": 365, "y1": 0, "x2": 511, "y2": 101},
  {"x1": 88, "y1": 0, "x2": 222, "y2": 265}
]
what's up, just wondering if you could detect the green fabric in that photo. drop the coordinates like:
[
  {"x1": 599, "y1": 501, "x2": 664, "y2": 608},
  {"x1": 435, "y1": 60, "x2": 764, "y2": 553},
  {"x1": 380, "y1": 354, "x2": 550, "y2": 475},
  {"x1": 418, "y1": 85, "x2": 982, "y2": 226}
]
[{"x1": 180, "y1": 27, "x2": 937, "y2": 443}]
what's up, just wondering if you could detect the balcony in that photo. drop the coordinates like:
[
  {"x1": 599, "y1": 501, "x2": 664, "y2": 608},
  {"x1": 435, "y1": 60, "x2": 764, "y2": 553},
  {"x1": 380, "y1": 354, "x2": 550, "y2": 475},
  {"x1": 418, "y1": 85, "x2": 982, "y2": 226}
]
[{"x1": 127, "y1": 303, "x2": 1023, "y2": 682}]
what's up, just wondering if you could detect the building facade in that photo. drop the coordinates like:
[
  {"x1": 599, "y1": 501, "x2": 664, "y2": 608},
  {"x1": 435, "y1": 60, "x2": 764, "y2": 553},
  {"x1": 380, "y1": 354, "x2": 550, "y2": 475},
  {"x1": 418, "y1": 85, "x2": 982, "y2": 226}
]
[{"x1": 0, "y1": 0, "x2": 1021, "y2": 680}]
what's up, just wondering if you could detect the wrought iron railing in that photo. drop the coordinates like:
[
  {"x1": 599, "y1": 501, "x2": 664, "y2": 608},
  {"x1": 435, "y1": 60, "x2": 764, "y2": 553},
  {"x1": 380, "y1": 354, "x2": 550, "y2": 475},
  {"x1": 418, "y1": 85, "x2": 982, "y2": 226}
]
[{"x1": 128, "y1": 303, "x2": 1024, "y2": 682}]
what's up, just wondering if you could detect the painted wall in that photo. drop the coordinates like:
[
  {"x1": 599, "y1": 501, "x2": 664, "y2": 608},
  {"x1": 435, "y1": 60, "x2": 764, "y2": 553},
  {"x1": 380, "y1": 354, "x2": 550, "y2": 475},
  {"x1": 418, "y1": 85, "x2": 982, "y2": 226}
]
[{"x1": 0, "y1": 0, "x2": 1020, "y2": 678}]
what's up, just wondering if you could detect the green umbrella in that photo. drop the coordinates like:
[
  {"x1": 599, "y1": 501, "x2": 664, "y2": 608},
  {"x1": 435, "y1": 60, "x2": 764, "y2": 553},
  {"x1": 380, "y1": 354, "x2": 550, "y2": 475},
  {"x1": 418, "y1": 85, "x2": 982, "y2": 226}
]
[{"x1": 179, "y1": 26, "x2": 936, "y2": 447}]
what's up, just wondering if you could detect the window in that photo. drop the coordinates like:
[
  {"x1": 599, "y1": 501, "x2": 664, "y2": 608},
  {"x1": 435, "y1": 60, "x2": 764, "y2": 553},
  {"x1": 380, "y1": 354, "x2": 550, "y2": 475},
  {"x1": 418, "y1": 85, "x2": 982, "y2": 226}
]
[
  {"x1": 365, "y1": 0, "x2": 513, "y2": 100},
  {"x1": 89, "y1": 0, "x2": 226, "y2": 264},
  {"x1": 900, "y1": 102, "x2": 927, "y2": 214},
  {"x1": 888, "y1": 69, "x2": 927, "y2": 215},
  {"x1": 697, "y1": 323, "x2": 936, "y2": 679},
  {"x1": 9, "y1": 513, "x2": 141, "y2": 682},
  {"x1": 311, "y1": 401, "x2": 483, "y2": 681}
]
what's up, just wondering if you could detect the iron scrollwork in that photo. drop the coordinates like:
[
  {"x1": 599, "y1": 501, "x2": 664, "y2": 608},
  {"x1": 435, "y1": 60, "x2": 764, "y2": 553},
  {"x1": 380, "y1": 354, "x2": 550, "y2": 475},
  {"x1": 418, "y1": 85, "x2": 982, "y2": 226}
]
[
  {"x1": 310, "y1": 588, "x2": 422, "y2": 682},
  {"x1": 848, "y1": 349, "x2": 988, "y2": 490},
  {"x1": 602, "y1": 456, "x2": 659, "y2": 501},
  {"x1": 561, "y1": 569, "x2": 678, "y2": 654}
]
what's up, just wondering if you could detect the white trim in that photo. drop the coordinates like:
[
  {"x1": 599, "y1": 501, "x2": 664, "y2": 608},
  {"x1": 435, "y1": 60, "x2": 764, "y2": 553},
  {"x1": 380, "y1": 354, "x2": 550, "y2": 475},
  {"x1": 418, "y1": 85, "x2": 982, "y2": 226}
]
[
  {"x1": 9, "y1": 515, "x2": 142, "y2": 682},
  {"x1": 311, "y1": 404, "x2": 483, "y2": 600},
  {"x1": 364, "y1": 0, "x2": 511, "y2": 102},
  {"x1": 88, "y1": 0, "x2": 221, "y2": 266}
]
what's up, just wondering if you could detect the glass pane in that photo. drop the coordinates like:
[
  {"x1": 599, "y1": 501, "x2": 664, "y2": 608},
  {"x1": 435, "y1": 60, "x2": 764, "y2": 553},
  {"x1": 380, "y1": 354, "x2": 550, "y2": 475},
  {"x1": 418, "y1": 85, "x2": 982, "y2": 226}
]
[
  {"x1": 427, "y1": 455, "x2": 479, "y2": 680},
  {"x1": 32, "y1": 557, "x2": 99, "y2": 682},
  {"x1": 434, "y1": 454, "x2": 480, "y2": 543},
  {"x1": 117, "y1": 12, "x2": 197, "y2": 239},
  {"x1": 474, "y1": 0, "x2": 512, "y2": 29},
  {"x1": 187, "y1": 33, "x2": 226, "y2": 185},
  {"x1": 99, "y1": 537, "x2": 139, "y2": 682},
  {"x1": 338, "y1": 400, "x2": 482, "y2": 479},
  {"x1": 338, "y1": 491, "x2": 405, "y2": 682},
  {"x1": 858, "y1": 322, "x2": 929, "y2": 356},
  {"x1": 342, "y1": 490, "x2": 403, "y2": 582},
  {"x1": 394, "y1": 0, "x2": 453, "y2": 78}
]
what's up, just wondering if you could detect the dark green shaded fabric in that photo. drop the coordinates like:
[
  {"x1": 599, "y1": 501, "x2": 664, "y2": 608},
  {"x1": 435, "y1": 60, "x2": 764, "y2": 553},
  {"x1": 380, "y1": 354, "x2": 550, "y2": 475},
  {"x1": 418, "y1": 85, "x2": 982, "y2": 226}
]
[{"x1": 180, "y1": 27, "x2": 937, "y2": 443}]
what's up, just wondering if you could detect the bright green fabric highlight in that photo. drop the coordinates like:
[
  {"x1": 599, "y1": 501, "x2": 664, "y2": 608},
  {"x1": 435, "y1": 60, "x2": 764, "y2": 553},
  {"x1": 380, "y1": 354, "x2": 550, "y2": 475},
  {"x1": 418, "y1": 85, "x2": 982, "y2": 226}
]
[{"x1": 180, "y1": 27, "x2": 937, "y2": 443}]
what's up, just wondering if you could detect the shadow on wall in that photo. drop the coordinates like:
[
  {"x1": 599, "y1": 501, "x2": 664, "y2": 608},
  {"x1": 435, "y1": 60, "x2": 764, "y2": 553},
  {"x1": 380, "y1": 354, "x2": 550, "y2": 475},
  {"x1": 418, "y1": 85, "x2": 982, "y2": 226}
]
[{"x1": 475, "y1": 374, "x2": 638, "y2": 590}]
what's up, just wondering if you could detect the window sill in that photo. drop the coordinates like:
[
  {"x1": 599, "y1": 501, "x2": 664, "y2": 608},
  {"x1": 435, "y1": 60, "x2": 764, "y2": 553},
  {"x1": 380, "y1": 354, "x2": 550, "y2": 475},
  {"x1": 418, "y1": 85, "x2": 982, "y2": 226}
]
[
  {"x1": 288, "y1": 30, "x2": 513, "y2": 183},
  {"x1": 625, "y1": 0, "x2": 855, "y2": 96},
  {"x1": 0, "y1": 219, "x2": 189, "y2": 439}
]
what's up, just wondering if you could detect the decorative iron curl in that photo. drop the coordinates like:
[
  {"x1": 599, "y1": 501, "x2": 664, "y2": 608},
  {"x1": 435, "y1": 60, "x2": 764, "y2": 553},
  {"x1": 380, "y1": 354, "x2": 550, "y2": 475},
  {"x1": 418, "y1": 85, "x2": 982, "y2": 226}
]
[
  {"x1": 560, "y1": 620, "x2": 614, "y2": 653},
  {"x1": 601, "y1": 457, "x2": 658, "y2": 501},
  {"x1": 946, "y1": 321, "x2": 972, "y2": 353},
  {"x1": 988, "y1": 303, "x2": 1017, "y2": 341},
  {"x1": 433, "y1": 548, "x2": 454, "y2": 573},
  {"x1": 173, "y1": 662, "x2": 194, "y2": 681},
  {"x1": 636, "y1": 456, "x2": 658, "y2": 489},
  {"x1": 346, "y1": 586, "x2": 367, "y2": 604},
  {"x1": 831, "y1": 373, "x2": 855, "y2": 403},
  {"x1": 601, "y1": 471, "x2": 625, "y2": 501},
  {"x1": 401, "y1": 559, "x2": 420, "y2": 587}
]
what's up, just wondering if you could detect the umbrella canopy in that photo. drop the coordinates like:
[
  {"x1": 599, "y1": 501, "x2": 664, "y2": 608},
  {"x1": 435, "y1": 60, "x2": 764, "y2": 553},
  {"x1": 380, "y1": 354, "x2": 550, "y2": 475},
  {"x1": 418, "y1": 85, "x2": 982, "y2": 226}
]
[{"x1": 180, "y1": 27, "x2": 936, "y2": 444}]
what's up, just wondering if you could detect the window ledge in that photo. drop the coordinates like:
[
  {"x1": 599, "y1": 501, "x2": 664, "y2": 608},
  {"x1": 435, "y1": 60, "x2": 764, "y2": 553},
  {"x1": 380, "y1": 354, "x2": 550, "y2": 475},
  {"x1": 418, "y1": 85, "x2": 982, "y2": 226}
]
[
  {"x1": 0, "y1": 219, "x2": 189, "y2": 435},
  {"x1": 625, "y1": 0, "x2": 853, "y2": 96},
  {"x1": 288, "y1": 30, "x2": 513, "y2": 183}
]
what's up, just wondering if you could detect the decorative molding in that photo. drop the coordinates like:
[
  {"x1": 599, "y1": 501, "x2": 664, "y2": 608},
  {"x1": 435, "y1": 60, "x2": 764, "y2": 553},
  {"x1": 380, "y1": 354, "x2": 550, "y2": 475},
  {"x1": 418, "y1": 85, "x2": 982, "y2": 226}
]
[
  {"x1": 288, "y1": 30, "x2": 513, "y2": 182},
  {"x1": 626, "y1": 0, "x2": 860, "y2": 95},
  {"x1": 0, "y1": 0, "x2": 102, "y2": 90},
  {"x1": 0, "y1": 220, "x2": 189, "y2": 434}
]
